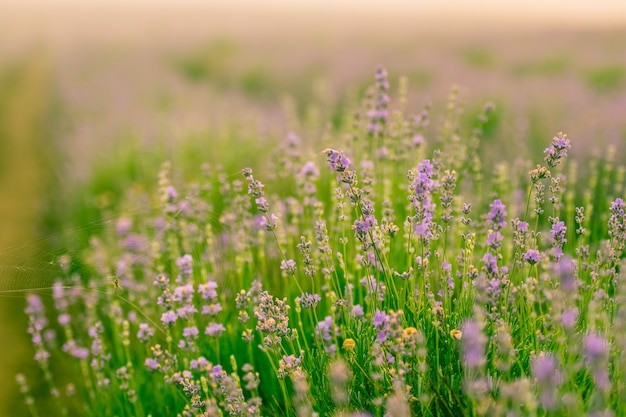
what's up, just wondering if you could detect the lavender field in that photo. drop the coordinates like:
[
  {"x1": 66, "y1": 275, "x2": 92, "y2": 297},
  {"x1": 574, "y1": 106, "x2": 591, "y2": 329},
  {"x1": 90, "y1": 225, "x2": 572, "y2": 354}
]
[{"x1": 1, "y1": 3, "x2": 626, "y2": 417}]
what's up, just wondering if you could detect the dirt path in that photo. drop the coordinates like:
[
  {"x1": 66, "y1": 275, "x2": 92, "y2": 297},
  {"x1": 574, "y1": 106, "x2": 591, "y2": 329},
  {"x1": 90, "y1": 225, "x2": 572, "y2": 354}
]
[{"x1": 0, "y1": 53, "x2": 52, "y2": 417}]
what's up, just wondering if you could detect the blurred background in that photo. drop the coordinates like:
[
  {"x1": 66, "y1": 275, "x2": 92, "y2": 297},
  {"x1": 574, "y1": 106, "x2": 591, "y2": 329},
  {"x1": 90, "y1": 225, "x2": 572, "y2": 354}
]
[{"x1": 0, "y1": 1, "x2": 625, "y2": 415}]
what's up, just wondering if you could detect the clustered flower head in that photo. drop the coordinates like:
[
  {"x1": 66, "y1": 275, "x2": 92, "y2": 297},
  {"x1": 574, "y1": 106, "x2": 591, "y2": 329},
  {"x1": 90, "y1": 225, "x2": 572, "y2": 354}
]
[{"x1": 544, "y1": 132, "x2": 571, "y2": 168}]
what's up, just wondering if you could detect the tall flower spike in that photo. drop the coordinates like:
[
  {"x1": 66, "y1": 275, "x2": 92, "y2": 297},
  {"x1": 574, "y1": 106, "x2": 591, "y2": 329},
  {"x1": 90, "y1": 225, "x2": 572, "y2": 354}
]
[{"x1": 544, "y1": 132, "x2": 571, "y2": 168}]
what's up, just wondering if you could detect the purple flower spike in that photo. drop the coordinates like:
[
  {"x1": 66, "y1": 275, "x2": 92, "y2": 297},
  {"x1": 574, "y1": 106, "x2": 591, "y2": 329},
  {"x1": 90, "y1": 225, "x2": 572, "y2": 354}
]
[
  {"x1": 523, "y1": 249, "x2": 541, "y2": 265},
  {"x1": 487, "y1": 199, "x2": 507, "y2": 230}
]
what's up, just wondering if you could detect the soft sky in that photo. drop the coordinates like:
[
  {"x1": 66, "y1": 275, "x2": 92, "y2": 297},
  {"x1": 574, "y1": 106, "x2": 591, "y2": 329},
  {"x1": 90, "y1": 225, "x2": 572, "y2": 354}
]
[{"x1": 4, "y1": 0, "x2": 626, "y2": 26}]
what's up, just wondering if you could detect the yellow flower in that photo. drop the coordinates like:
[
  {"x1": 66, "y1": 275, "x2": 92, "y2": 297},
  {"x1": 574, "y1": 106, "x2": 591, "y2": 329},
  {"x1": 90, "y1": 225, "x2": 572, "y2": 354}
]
[
  {"x1": 403, "y1": 327, "x2": 418, "y2": 339},
  {"x1": 450, "y1": 329, "x2": 462, "y2": 340},
  {"x1": 342, "y1": 338, "x2": 356, "y2": 351}
]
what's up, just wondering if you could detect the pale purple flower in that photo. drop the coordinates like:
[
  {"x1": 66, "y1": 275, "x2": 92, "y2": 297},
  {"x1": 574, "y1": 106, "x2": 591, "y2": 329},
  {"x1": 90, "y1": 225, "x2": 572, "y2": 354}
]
[
  {"x1": 298, "y1": 293, "x2": 321, "y2": 309},
  {"x1": 532, "y1": 354, "x2": 559, "y2": 383},
  {"x1": 544, "y1": 132, "x2": 571, "y2": 168},
  {"x1": 531, "y1": 353, "x2": 562, "y2": 409},
  {"x1": 300, "y1": 161, "x2": 319, "y2": 178},
  {"x1": 58, "y1": 314, "x2": 71, "y2": 326},
  {"x1": 373, "y1": 310, "x2": 389, "y2": 329},
  {"x1": 201, "y1": 304, "x2": 222, "y2": 316},
  {"x1": 555, "y1": 256, "x2": 577, "y2": 292},
  {"x1": 518, "y1": 220, "x2": 529, "y2": 233},
  {"x1": 584, "y1": 334, "x2": 608, "y2": 361},
  {"x1": 486, "y1": 231, "x2": 503, "y2": 248},
  {"x1": 176, "y1": 254, "x2": 193, "y2": 277},
  {"x1": 560, "y1": 308, "x2": 578, "y2": 329},
  {"x1": 280, "y1": 259, "x2": 297, "y2": 275},
  {"x1": 115, "y1": 218, "x2": 132, "y2": 235},
  {"x1": 183, "y1": 326, "x2": 199, "y2": 339},
  {"x1": 324, "y1": 149, "x2": 351, "y2": 173},
  {"x1": 523, "y1": 249, "x2": 541, "y2": 265},
  {"x1": 352, "y1": 305, "x2": 364, "y2": 317},
  {"x1": 551, "y1": 221, "x2": 567, "y2": 245},
  {"x1": 198, "y1": 281, "x2": 218, "y2": 299},
  {"x1": 173, "y1": 284, "x2": 195, "y2": 303},
  {"x1": 161, "y1": 311, "x2": 177, "y2": 325},
  {"x1": 205, "y1": 323, "x2": 226, "y2": 337},
  {"x1": 176, "y1": 304, "x2": 198, "y2": 318},
  {"x1": 487, "y1": 199, "x2": 507, "y2": 230},
  {"x1": 145, "y1": 358, "x2": 159, "y2": 370},
  {"x1": 317, "y1": 316, "x2": 334, "y2": 341},
  {"x1": 137, "y1": 323, "x2": 154, "y2": 342},
  {"x1": 461, "y1": 320, "x2": 486, "y2": 368},
  {"x1": 482, "y1": 253, "x2": 498, "y2": 274}
]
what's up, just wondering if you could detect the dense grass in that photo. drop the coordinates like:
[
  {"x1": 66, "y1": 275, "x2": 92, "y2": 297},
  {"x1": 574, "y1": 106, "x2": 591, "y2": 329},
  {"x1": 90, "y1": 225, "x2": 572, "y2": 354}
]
[{"x1": 10, "y1": 67, "x2": 626, "y2": 417}]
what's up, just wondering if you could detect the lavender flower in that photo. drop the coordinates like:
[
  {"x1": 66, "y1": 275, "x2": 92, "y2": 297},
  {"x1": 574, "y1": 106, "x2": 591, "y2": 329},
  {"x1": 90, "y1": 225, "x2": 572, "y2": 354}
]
[
  {"x1": 487, "y1": 199, "x2": 507, "y2": 230},
  {"x1": 482, "y1": 252, "x2": 498, "y2": 274},
  {"x1": 297, "y1": 293, "x2": 321, "y2": 309},
  {"x1": 205, "y1": 323, "x2": 226, "y2": 337},
  {"x1": 161, "y1": 311, "x2": 178, "y2": 325},
  {"x1": 280, "y1": 259, "x2": 297, "y2": 276},
  {"x1": 461, "y1": 320, "x2": 487, "y2": 368},
  {"x1": 543, "y1": 132, "x2": 571, "y2": 168},
  {"x1": 584, "y1": 333, "x2": 610, "y2": 391},
  {"x1": 531, "y1": 353, "x2": 562, "y2": 410},
  {"x1": 523, "y1": 249, "x2": 541, "y2": 265},
  {"x1": 551, "y1": 220, "x2": 567, "y2": 246},
  {"x1": 323, "y1": 148, "x2": 351, "y2": 173}
]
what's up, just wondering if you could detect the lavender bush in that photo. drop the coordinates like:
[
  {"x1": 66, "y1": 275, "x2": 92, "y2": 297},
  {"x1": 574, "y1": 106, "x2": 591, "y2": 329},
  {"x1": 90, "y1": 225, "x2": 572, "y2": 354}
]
[{"x1": 13, "y1": 68, "x2": 626, "y2": 417}]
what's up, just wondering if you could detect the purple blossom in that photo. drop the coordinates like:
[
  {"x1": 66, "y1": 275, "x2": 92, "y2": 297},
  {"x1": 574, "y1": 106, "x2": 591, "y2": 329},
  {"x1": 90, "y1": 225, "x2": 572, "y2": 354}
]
[
  {"x1": 137, "y1": 323, "x2": 154, "y2": 342},
  {"x1": 487, "y1": 199, "x2": 507, "y2": 230},
  {"x1": 486, "y1": 231, "x2": 503, "y2": 248},
  {"x1": 300, "y1": 161, "x2": 319, "y2": 178},
  {"x1": 317, "y1": 316, "x2": 334, "y2": 341},
  {"x1": 145, "y1": 358, "x2": 158, "y2": 370},
  {"x1": 183, "y1": 326, "x2": 199, "y2": 339},
  {"x1": 115, "y1": 218, "x2": 132, "y2": 235},
  {"x1": 555, "y1": 256, "x2": 577, "y2": 292},
  {"x1": 190, "y1": 357, "x2": 209, "y2": 370},
  {"x1": 551, "y1": 221, "x2": 567, "y2": 245},
  {"x1": 173, "y1": 284, "x2": 195, "y2": 303},
  {"x1": 543, "y1": 132, "x2": 571, "y2": 168},
  {"x1": 255, "y1": 197, "x2": 269, "y2": 212},
  {"x1": 176, "y1": 254, "x2": 194, "y2": 277},
  {"x1": 560, "y1": 308, "x2": 578, "y2": 329},
  {"x1": 412, "y1": 134, "x2": 424, "y2": 146},
  {"x1": 280, "y1": 259, "x2": 297, "y2": 275},
  {"x1": 176, "y1": 304, "x2": 198, "y2": 318},
  {"x1": 26, "y1": 294, "x2": 44, "y2": 315},
  {"x1": 211, "y1": 365, "x2": 223, "y2": 381},
  {"x1": 323, "y1": 149, "x2": 351, "y2": 173},
  {"x1": 523, "y1": 249, "x2": 541, "y2": 265},
  {"x1": 482, "y1": 252, "x2": 498, "y2": 274},
  {"x1": 412, "y1": 160, "x2": 437, "y2": 196},
  {"x1": 297, "y1": 292, "x2": 321, "y2": 309},
  {"x1": 201, "y1": 304, "x2": 222, "y2": 316},
  {"x1": 518, "y1": 220, "x2": 529, "y2": 233},
  {"x1": 161, "y1": 311, "x2": 177, "y2": 325},
  {"x1": 531, "y1": 353, "x2": 562, "y2": 409},
  {"x1": 611, "y1": 198, "x2": 625, "y2": 214},
  {"x1": 461, "y1": 320, "x2": 486, "y2": 368},
  {"x1": 197, "y1": 281, "x2": 218, "y2": 299},
  {"x1": 58, "y1": 314, "x2": 71, "y2": 326},
  {"x1": 205, "y1": 323, "x2": 226, "y2": 337},
  {"x1": 352, "y1": 305, "x2": 364, "y2": 317},
  {"x1": 584, "y1": 333, "x2": 608, "y2": 361},
  {"x1": 373, "y1": 310, "x2": 389, "y2": 329}
]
